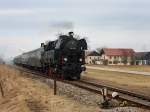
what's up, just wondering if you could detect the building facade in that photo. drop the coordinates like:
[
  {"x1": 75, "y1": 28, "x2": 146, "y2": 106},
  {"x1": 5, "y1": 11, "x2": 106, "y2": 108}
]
[
  {"x1": 85, "y1": 51, "x2": 101, "y2": 64},
  {"x1": 135, "y1": 52, "x2": 150, "y2": 65},
  {"x1": 99, "y1": 48, "x2": 135, "y2": 65}
]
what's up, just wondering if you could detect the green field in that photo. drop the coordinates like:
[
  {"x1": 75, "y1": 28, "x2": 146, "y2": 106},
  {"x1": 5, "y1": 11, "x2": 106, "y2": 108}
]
[
  {"x1": 82, "y1": 68, "x2": 150, "y2": 95},
  {"x1": 87, "y1": 64, "x2": 150, "y2": 72}
]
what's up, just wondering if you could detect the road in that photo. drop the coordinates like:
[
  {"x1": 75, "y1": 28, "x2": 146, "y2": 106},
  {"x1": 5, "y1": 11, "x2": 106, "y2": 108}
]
[{"x1": 86, "y1": 66, "x2": 150, "y2": 76}]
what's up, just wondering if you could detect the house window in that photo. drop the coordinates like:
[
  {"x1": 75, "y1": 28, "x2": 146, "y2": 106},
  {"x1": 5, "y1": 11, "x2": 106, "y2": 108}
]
[
  {"x1": 110, "y1": 56, "x2": 112, "y2": 59},
  {"x1": 109, "y1": 61, "x2": 112, "y2": 64},
  {"x1": 113, "y1": 61, "x2": 118, "y2": 64}
]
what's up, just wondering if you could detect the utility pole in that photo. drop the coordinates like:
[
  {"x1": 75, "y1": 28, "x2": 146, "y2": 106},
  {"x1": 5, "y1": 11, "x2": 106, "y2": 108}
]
[
  {"x1": 0, "y1": 81, "x2": 4, "y2": 97},
  {"x1": 54, "y1": 72, "x2": 57, "y2": 95},
  {"x1": 100, "y1": 88, "x2": 109, "y2": 108},
  {"x1": 48, "y1": 67, "x2": 57, "y2": 95}
]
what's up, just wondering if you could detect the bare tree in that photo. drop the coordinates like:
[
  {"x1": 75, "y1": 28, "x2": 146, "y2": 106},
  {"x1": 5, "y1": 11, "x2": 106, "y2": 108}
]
[
  {"x1": 96, "y1": 46, "x2": 107, "y2": 54},
  {"x1": 74, "y1": 34, "x2": 80, "y2": 40}
]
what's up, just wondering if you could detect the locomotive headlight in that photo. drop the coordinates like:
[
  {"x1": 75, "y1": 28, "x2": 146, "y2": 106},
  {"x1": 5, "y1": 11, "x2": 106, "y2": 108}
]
[
  {"x1": 79, "y1": 58, "x2": 82, "y2": 62},
  {"x1": 81, "y1": 65, "x2": 85, "y2": 68},
  {"x1": 64, "y1": 58, "x2": 67, "y2": 61}
]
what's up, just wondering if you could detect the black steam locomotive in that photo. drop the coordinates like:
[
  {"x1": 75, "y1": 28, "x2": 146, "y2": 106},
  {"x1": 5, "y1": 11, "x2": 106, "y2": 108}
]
[{"x1": 14, "y1": 32, "x2": 87, "y2": 80}]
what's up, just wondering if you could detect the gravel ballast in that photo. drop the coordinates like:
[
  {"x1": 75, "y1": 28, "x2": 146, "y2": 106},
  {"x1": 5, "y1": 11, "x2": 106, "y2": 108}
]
[
  {"x1": 46, "y1": 79, "x2": 102, "y2": 106},
  {"x1": 45, "y1": 79, "x2": 150, "y2": 112}
]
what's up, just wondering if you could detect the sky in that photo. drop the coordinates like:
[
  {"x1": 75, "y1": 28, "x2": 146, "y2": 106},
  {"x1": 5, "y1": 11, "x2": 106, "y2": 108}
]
[{"x1": 0, "y1": 0, "x2": 150, "y2": 60}]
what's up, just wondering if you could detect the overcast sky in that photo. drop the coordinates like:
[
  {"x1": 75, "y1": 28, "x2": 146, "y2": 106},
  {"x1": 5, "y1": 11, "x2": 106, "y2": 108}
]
[{"x1": 0, "y1": 0, "x2": 150, "y2": 60}]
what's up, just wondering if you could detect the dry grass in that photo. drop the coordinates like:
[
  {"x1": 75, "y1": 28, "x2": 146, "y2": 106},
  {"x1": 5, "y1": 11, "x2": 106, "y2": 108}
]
[
  {"x1": 0, "y1": 65, "x2": 31, "y2": 112},
  {"x1": 82, "y1": 68, "x2": 150, "y2": 95},
  {"x1": 87, "y1": 64, "x2": 150, "y2": 72},
  {"x1": 0, "y1": 65, "x2": 149, "y2": 112},
  {"x1": 0, "y1": 65, "x2": 100, "y2": 112}
]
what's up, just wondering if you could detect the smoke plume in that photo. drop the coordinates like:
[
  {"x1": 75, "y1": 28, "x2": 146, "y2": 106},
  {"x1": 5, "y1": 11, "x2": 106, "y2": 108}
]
[{"x1": 48, "y1": 21, "x2": 74, "y2": 34}]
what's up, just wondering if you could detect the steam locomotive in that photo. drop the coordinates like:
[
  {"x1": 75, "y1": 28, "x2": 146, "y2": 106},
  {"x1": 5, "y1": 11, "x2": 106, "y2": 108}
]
[{"x1": 14, "y1": 32, "x2": 87, "y2": 80}]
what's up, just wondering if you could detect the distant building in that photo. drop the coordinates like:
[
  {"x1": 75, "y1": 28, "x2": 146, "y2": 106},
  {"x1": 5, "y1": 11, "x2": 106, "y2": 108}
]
[
  {"x1": 145, "y1": 53, "x2": 150, "y2": 65},
  {"x1": 135, "y1": 52, "x2": 150, "y2": 65},
  {"x1": 85, "y1": 51, "x2": 101, "y2": 64},
  {"x1": 99, "y1": 48, "x2": 135, "y2": 65},
  {"x1": 85, "y1": 50, "x2": 91, "y2": 57}
]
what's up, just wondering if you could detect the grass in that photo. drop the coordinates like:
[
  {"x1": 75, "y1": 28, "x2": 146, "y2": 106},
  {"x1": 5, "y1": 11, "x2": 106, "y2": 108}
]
[
  {"x1": 87, "y1": 64, "x2": 150, "y2": 72},
  {"x1": 82, "y1": 68, "x2": 150, "y2": 94},
  {"x1": 0, "y1": 64, "x2": 99, "y2": 112}
]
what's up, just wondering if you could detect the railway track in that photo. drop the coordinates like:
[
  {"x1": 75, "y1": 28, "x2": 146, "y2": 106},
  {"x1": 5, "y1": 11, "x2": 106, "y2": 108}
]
[
  {"x1": 65, "y1": 79, "x2": 150, "y2": 108},
  {"x1": 14, "y1": 66, "x2": 150, "y2": 109}
]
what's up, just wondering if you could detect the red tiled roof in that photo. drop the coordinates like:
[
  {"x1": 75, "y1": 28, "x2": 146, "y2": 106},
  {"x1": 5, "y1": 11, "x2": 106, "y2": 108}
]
[{"x1": 102, "y1": 48, "x2": 135, "y2": 56}]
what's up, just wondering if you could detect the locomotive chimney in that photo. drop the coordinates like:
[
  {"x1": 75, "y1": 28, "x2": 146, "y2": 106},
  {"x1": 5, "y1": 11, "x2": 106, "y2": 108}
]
[{"x1": 68, "y1": 32, "x2": 74, "y2": 38}]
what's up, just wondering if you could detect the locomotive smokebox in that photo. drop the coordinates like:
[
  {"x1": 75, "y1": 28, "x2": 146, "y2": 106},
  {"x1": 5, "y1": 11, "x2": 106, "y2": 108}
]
[{"x1": 65, "y1": 40, "x2": 78, "y2": 50}]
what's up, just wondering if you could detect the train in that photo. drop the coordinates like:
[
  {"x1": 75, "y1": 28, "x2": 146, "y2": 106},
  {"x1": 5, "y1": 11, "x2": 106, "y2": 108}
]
[{"x1": 14, "y1": 32, "x2": 87, "y2": 80}]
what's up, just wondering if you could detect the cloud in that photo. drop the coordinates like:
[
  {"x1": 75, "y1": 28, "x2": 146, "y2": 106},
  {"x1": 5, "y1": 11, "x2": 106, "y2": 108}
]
[
  {"x1": 0, "y1": 0, "x2": 150, "y2": 59},
  {"x1": 51, "y1": 21, "x2": 74, "y2": 29},
  {"x1": 0, "y1": 8, "x2": 59, "y2": 16},
  {"x1": 48, "y1": 21, "x2": 74, "y2": 34},
  {"x1": 0, "y1": 9, "x2": 35, "y2": 16},
  {"x1": 0, "y1": 36, "x2": 34, "y2": 57},
  {"x1": 0, "y1": 36, "x2": 32, "y2": 44}
]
